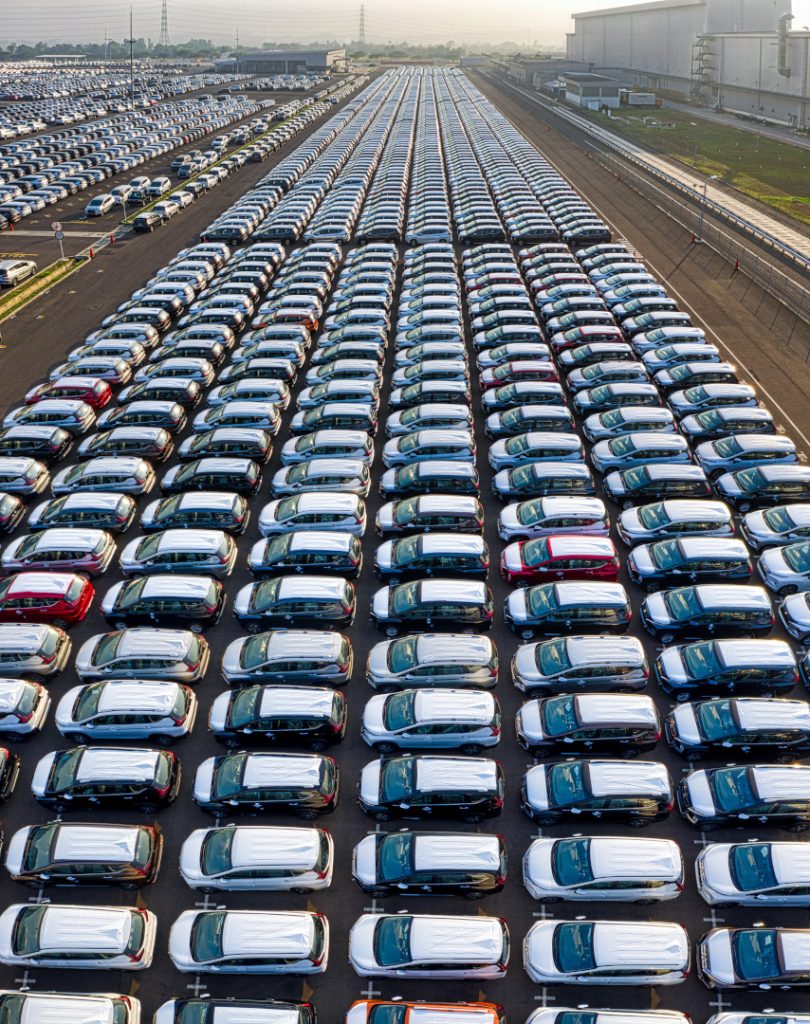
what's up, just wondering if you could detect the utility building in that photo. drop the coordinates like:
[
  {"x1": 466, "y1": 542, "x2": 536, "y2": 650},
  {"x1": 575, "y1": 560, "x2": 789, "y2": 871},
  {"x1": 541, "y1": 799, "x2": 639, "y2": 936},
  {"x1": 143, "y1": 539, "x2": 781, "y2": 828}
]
[
  {"x1": 216, "y1": 49, "x2": 345, "y2": 74},
  {"x1": 568, "y1": 0, "x2": 810, "y2": 127}
]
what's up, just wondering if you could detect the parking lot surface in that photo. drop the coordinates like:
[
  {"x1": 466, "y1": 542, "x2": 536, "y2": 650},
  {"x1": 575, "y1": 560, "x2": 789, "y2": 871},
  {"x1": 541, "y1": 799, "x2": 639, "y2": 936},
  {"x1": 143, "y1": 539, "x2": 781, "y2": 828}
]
[{"x1": 0, "y1": 64, "x2": 808, "y2": 1024}]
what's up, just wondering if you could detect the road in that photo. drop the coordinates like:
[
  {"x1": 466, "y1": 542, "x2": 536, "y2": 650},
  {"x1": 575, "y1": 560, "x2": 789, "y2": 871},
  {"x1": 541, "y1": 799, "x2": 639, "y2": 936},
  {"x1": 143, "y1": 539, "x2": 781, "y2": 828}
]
[{"x1": 0, "y1": 66, "x2": 807, "y2": 1024}]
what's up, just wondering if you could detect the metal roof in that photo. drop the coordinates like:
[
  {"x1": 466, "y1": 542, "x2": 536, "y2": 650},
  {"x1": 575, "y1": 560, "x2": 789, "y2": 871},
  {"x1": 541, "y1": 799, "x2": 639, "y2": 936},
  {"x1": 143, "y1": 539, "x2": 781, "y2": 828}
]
[
  {"x1": 52, "y1": 824, "x2": 140, "y2": 862},
  {"x1": 242, "y1": 753, "x2": 322, "y2": 789},
  {"x1": 778, "y1": 930, "x2": 810, "y2": 972},
  {"x1": 675, "y1": 537, "x2": 750, "y2": 558},
  {"x1": 211, "y1": 1007, "x2": 300, "y2": 1024},
  {"x1": 412, "y1": 834, "x2": 501, "y2": 873},
  {"x1": 735, "y1": 699, "x2": 810, "y2": 733},
  {"x1": 575, "y1": 694, "x2": 657, "y2": 727},
  {"x1": 38, "y1": 905, "x2": 132, "y2": 953},
  {"x1": 695, "y1": 585, "x2": 771, "y2": 611},
  {"x1": 229, "y1": 826, "x2": 321, "y2": 871},
  {"x1": 0, "y1": 679, "x2": 32, "y2": 713},
  {"x1": 76, "y1": 748, "x2": 159, "y2": 783},
  {"x1": 419, "y1": 580, "x2": 488, "y2": 604},
  {"x1": 752, "y1": 766, "x2": 810, "y2": 801},
  {"x1": 287, "y1": 531, "x2": 354, "y2": 554},
  {"x1": 138, "y1": 576, "x2": 215, "y2": 599},
  {"x1": 412, "y1": 690, "x2": 495, "y2": 725},
  {"x1": 258, "y1": 687, "x2": 334, "y2": 718},
  {"x1": 265, "y1": 630, "x2": 343, "y2": 658},
  {"x1": 588, "y1": 760, "x2": 671, "y2": 798},
  {"x1": 6, "y1": 572, "x2": 77, "y2": 596},
  {"x1": 408, "y1": 915, "x2": 504, "y2": 963},
  {"x1": 221, "y1": 911, "x2": 315, "y2": 958},
  {"x1": 19, "y1": 995, "x2": 115, "y2": 1024},
  {"x1": 96, "y1": 680, "x2": 181, "y2": 716},
  {"x1": 413, "y1": 633, "x2": 494, "y2": 664},
  {"x1": 152, "y1": 530, "x2": 226, "y2": 554},
  {"x1": 566, "y1": 634, "x2": 646, "y2": 666},
  {"x1": 276, "y1": 576, "x2": 347, "y2": 599},
  {"x1": 415, "y1": 757, "x2": 499, "y2": 793},
  {"x1": 29, "y1": 527, "x2": 107, "y2": 551},
  {"x1": 715, "y1": 639, "x2": 796, "y2": 669},
  {"x1": 588, "y1": 837, "x2": 681, "y2": 881},
  {"x1": 547, "y1": 536, "x2": 615, "y2": 558},
  {"x1": 553, "y1": 581, "x2": 628, "y2": 608},
  {"x1": 116, "y1": 629, "x2": 194, "y2": 657},
  {"x1": 592, "y1": 921, "x2": 688, "y2": 968}
]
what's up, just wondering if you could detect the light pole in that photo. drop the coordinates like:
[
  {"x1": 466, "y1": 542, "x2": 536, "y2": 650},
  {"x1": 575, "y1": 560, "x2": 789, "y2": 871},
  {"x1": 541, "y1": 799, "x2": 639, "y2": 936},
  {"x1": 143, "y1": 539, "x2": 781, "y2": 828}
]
[{"x1": 695, "y1": 174, "x2": 718, "y2": 242}]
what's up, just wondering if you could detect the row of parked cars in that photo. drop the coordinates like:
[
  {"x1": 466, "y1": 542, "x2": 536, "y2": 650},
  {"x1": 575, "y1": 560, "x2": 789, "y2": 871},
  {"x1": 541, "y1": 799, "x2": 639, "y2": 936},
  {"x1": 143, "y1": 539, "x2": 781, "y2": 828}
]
[{"x1": 0, "y1": 61, "x2": 808, "y2": 1020}]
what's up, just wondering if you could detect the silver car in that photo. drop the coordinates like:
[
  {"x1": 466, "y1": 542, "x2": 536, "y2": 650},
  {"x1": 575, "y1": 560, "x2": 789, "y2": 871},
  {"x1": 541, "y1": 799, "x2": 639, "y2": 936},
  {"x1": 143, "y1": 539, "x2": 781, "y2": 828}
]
[
  {"x1": 55, "y1": 680, "x2": 197, "y2": 743},
  {"x1": 119, "y1": 529, "x2": 236, "y2": 578}
]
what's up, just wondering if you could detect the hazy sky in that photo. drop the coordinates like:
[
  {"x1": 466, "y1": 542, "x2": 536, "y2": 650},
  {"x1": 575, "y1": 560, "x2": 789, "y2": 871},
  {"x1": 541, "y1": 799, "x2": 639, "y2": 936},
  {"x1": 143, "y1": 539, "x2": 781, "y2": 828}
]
[{"x1": 2, "y1": 0, "x2": 809, "y2": 46}]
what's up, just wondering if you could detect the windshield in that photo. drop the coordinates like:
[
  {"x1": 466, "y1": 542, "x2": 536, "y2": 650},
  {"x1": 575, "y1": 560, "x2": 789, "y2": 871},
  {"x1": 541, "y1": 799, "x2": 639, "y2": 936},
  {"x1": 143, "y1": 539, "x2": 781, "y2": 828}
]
[
  {"x1": 682, "y1": 641, "x2": 721, "y2": 680},
  {"x1": 377, "y1": 833, "x2": 413, "y2": 882},
  {"x1": 135, "y1": 535, "x2": 162, "y2": 560},
  {"x1": 638, "y1": 503, "x2": 669, "y2": 529},
  {"x1": 622, "y1": 466, "x2": 652, "y2": 489},
  {"x1": 50, "y1": 748, "x2": 83, "y2": 792},
  {"x1": 276, "y1": 497, "x2": 300, "y2": 521},
  {"x1": 552, "y1": 838, "x2": 594, "y2": 885},
  {"x1": 387, "y1": 636, "x2": 418, "y2": 674},
  {"x1": 650, "y1": 540, "x2": 685, "y2": 569},
  {"x1": 73, "y1": 683, "x2": 103, "y2": 721},
  {"x1": 391, "y1": 582, "x2": 419, "y2": 615},
  {"x1": 10, "y1": 906, "x2": 46, "y2": 956},
  {"x1": 543, "y1": 696, "x2": 578, "y2": 736},
  {"x1": 383, "y1": 692, "x2": 416, "y2": 730},
  {"x1": 393, "y1": 498, "x2": 419, "y2": 525},
  {"x1": 506, "y1": 435, "x2": 531, "y2": 455},
  {"x1": 713, "y1": 437, "x2": 743, "y2": 458},
  {"x1": 711, "y1": 766, "x2": 756, "y2": 813},
  {"x1": 731, "y1": 929, "x2": 780, "y2": 982},
  {"x1": 696, "y1": 699, "x2": 737, "y2": 740},
  {"x1": 391, "y1": 537, "x2": 421, "y2": 568},
  {"x1": 522, "y1": 538, "x2": 551, "y2": 567},
  {"x1": 241, "y1": 635, "x2": 269, "y2": 669},
  {"x1": 696, "y1": 409, "x2": 723, "y2": 429},
  {"x1": 201, "y1": 828, "x2": 235, "y2": 877},
  {"x1": 191, "y1": 912, "x2": 225, "y2": 963},
  {"x1": 368, "y1": 1008, "x2": 406, "y2": 1024},
  {"x1": 548, "y1": 761, "x2": 587, "y2": 808},
  {"x1": 380, "y1": 758, "x2": 415, "y2": 803},
  {"x1": 663, "y1": 588, "x2": 701, "y2": 621},
  {"x1": 763, "y1": 508, "x2": 794, "y2": 533},
  {"x1": 177, "y1": 1005, "x2": 209, "y2": 1024},
  {"x1": 373, "y1": 917, "x2": 412, "y2": 967},
  {"x1": 398, "y1": 436, "x2": 421, "y2": 454},
  {"x1": 23, "y1": 825, "x2": 58, "y2": 872},
  {"x1": 553, "y1": 922, "x2": 596, "y2": 973},
  {"x1": 537, "y1": 638, "x2": 572, "y2": 676},
  {"x1": 511, "y1": 465, "x2": 537, "y2": 488},
  {"x1": 527, "y1": 585, "x2": 557, "y2": 617},
  {"x1": 608, "y1": 435, "x2": 637, "y2": 456},
  {"x1": 784, "y1": 543, "x2": 810, "y2": 573},
  {"x1": 729, "y1": 844, "x2": 778, "y2": 892},
  {"x1": 735, "y1": 468, "x2": 766, "y2": 493},
  {"x1": 229, "y1": 689, "x2": 260, "y2": 727},
  {"x1": 212, "y1": 754, "x2": 246, "y2": 799}
]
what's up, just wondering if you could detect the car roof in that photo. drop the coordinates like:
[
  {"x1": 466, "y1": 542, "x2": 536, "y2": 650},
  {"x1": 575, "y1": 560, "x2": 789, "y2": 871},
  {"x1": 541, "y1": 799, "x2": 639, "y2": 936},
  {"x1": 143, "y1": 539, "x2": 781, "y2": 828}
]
[
  {"x1": 553, "y1": 581, "x2": 628, "y2": 607},
  {"x1": 38, "y1": 905, "x2": 132, "y2": 952},
  {"x1": 592, "y1": 921, "x2": 687, "y2": 967},
  {"x1": 587, "y1": 837, "x2": 681, "y2": 881},
  {"x1": 264, "y1": 630, "x2": 343, "y2": 659},
  {"x1": 587, "y1": 760, "x2": 671, "y2": 797},
  {"x1": 674, "y1": 537, "x2": 749, "y2": 557},
  {"x1": 778, "y1": 931, "x2": 810, "y2": 972},
  {"x1": 220, "y1": 910, "x2": 315, "y2": 958},
  {"x1": 412, "y1": 690, "x2": 494, "y2": 725},
  {"x1": 408, "y1": 915, "x2": 504, "y2": 963},
  {"x1": 258, "y1": 687, "x2": 335, "y2": 719},
  {"x1": 536, "y1": 496, "x2": 607, "y2": 517},
  {"x1": 151, "y1": 530, "x2": 226, "y2": 554},
  {"x1": 411, "y1": 833, "x2": 502, "y2": 873},
  {"x1": 52, "y1": 823, "x2": 142, "y2": 862},
  {"x1": 241, "y1": 753, "x2": 323, "y2": 789},
  {"x1": 95, "y1": 680, "x2": 180, "y2": 715},
  {"x1": 714, "y1": 638, "x2": 796, "y2": 668},
  {"x1": 417, "y1": 580, "x2": 488, "y2": 604},
  {"x1": 275, "y1": 576, "x2": 347, "y2": 599},
  {"x1": 546, "y1": 536, "x2": 615, "y2": 557},
  {"x1": 114, "y1": 628, "x2": 193, "y2": 657},
  {"x1": 751, "y1": 765, "x2": 810, "y2": 801},
  {"x1": 225, "y1": 826, "x2": 321, "y2": 872},
  {"x1": 16, "y1": 993, "x2": 118, "y2": 1024},
  {"x1": 414, "y1": 756, "x2": 499, "y2": 792},
  {"x1": 694, "y1": 584, "x2": 771, "y2": 611},
  {"x1": 76, "y1": 747, "x2": 160, "y2": 782},
  {"x1": 414, "y1": 534, "x2": 485, "y2": 556},
  {"x1": 575, "y1": 694, "x2": 657, "y2": 727},
  {"x1": 734, "y1": 698, "x2": 810, "y2": 733},
  {"x1": 565, "y1": 634, "x2": 646, "y2": 665},
  {"x1": 414, "y1": 495, "x2": 479, "y2": 512}
]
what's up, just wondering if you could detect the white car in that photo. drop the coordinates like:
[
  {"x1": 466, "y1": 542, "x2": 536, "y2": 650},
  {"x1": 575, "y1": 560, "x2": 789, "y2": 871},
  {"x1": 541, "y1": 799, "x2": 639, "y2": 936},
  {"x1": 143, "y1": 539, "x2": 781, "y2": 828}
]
[
  {"x1": 180, "y1": 825, "x2": 333, "y2": 892},
  {"x1": 349, "y1": 913, "x2": 509, "y2": 978},
  {"x1": 0, "y1": 903, "x2": 156, "y2": 970},
  {"x1": 696, "y1": 841, "x2": 810, "y2": 906},
  {"x1": 55, "y1": 679, "x2": 197, "y2": 742},
  {"x1": 169, "y1": 909, "x2": 328, "y2": 973},
  {"x1": 0, "y1": 992, "x2": 141, "y2": 1024},
  {"x1": 758, "y1": 541, "x2": 810, "y2": 595},
  {"x1": 523, "y1": 836, "x2": 684, "y2": 902},
  {"x1": 741, "y1": 504, "x2": 810, "y2": 550},
  {"x1": 523, "y1": 919, "x2": 689, "y2": 984}
]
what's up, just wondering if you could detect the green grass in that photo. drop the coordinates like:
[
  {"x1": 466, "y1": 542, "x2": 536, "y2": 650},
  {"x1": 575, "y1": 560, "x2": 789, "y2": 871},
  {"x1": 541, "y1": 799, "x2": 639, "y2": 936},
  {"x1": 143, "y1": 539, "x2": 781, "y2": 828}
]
[
  {"x1": 578, "y1": 106, "x2": 810, "y2": 227},
  {"x1": 0, "y1": 258, "x2": 81, "y2": 322}
]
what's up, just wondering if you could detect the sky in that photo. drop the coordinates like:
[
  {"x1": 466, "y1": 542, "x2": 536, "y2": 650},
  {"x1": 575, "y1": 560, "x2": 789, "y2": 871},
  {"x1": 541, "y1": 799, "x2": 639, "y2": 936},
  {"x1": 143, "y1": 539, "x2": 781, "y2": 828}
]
[{"x1": 2, "y1": 0, "x2": 809, "y2": 47}]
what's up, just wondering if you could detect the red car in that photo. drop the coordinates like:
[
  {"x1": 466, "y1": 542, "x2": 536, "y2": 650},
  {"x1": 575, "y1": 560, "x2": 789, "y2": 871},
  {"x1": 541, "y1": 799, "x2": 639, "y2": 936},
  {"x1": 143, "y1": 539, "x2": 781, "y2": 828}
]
[
  {"x1": 479, "y1": 360, "x2": 559, "y2": 391},
  {"x1": 500, "y1": 534, "x2": 621, "y2": 585},
  {"x1": 25, "y1": 376, "x2": 113, "y2": 409},
  {"x1": 0, "y1": 571, "x2": 94, "y2": 626}
]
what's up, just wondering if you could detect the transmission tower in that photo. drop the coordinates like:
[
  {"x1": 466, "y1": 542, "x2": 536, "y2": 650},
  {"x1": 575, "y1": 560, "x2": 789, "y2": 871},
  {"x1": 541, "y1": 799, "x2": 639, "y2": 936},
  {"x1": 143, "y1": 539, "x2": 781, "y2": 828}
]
[
  {"x1": 158, "y1": 0, "x2": 171, "y2": 47},
  {"x1": 358, "y1": 4, "x2": 366, "y2": 46}
]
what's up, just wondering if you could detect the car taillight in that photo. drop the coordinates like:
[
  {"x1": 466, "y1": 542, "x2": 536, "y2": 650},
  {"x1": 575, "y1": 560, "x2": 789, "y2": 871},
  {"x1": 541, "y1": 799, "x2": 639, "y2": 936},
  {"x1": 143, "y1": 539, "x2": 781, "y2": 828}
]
[
  {"x1": 16, "y1": 711, "x2": 33, "y2": 724},
  {"x1": 491, "y1": 725, "x2": 501, "y2": 736}
]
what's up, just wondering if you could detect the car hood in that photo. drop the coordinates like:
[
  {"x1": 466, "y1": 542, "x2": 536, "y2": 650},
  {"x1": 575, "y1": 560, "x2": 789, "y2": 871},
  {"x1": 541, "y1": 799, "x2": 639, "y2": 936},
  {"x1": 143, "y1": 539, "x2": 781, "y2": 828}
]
[
  {"x1": 524, "y1": 764, "x2": 549, "y2": 810},
  {"x1": 685, "y1": 770, "x2": 715, "y2": 818},
  {"x1": 670, "y1": 704, "x2": 701, "y2": 745},
  {"x1": 194, "y1": 758, "x2": 216, "y2": 803},
  {"x1": 700, "y1": 929, "x2": 735, "y2": 986},
  {"x1": 358, "y1": 760, "x2": 382, "y2": 807},
  {"x1": 352, "y1": 836, "x2": 378, "y2": 886}
]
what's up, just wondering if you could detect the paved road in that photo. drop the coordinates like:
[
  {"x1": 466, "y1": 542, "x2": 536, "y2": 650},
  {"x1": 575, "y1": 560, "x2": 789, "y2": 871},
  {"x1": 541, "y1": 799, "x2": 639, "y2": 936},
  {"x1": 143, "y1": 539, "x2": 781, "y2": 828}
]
[{"x1": 0, "y1": 66, "x2": 807, "y2": 1024}]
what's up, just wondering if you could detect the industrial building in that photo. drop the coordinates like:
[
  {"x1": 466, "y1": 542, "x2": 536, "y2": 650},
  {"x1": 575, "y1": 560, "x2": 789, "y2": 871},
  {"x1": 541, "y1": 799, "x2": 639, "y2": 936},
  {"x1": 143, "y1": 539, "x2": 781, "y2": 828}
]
[
  {"x1": 215, "y1": 48, "x2": 345, "y2": 74},
  {"x1": 567, "y1": 0, "x2": 810, "y2": 127},
  {"x1": 562, "y1": 72, "x2": 622, "y2": 107}
]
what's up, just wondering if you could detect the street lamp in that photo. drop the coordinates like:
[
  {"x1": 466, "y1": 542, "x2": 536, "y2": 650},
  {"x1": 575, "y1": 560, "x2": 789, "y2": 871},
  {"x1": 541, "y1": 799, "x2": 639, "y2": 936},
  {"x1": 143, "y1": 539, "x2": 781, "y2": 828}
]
[{"x1": 695, "y1": 174, "x2": 718, "y2": 242}]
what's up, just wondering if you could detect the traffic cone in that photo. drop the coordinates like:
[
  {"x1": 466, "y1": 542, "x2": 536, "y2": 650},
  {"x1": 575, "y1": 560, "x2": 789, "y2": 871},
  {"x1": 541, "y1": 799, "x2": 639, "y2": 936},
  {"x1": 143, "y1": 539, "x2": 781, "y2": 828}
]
[
  {"x1": 8, "y1": 221, "x2": 13, "y2": 231},
  {"x1": 110, "y1": 234, "x2": 115, "y2": 244},
  {"x1": 89, "y1": 247, "x2": 95, "y2": 259}
]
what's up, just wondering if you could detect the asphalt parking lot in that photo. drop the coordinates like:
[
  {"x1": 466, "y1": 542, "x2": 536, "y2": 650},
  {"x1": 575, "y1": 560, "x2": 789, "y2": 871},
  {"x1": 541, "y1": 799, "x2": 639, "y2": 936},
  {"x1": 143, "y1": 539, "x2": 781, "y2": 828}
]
[{"x1": 0, "y1": 64, "x2": 808, "y2": 1024}]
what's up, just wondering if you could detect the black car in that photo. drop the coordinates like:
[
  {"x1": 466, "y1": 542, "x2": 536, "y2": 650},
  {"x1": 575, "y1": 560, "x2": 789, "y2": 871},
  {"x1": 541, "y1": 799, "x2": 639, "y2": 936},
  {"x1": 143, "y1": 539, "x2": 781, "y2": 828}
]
[
  {"x1": 97, "y1": 400, "x2": 188, "y2": 434},
  {"x1": 178, "y1": 428, "x2": 273, "y2": 464},
  {"x1": 678, "y1": 763, "x2": 810, "y2": 830},
  {"x1": 158, "y1": 1003, "x2": 314, "y2": 1024},
  {"x1": 118, "y1": 379, "x2": 202, "y2": 410},
  {"x1": 141, "y1": 492, "x2": 250, "y2": 534},
  {"x1": 654, "y1": 638, "x2": 799, "y2": 700},
  {"x1": 627, "y1": 537, "x2": 753, "y2": 591},
  {"x1": 371, "y1": 579, "x2": 494, "y2": 636},
  {"x1": 234, "y1": 576, "x2": 355, "y2": 632},
  {"x1": 373, "y1": 534, "x2": 489, "y2": 581},
  {"x1": 379, "y1": 461, "x2": 480, "y2": 499},
  {"x1": 516, "y1": 693, "x2": 661, "y2": 756},
  {"x1": 248, "y1": 532, "x2": 362, "y2": 578},
  {"x1": 0, "y1": 426, "x2": 72, "y2": 464},
  {"x1": 0, "y1": 492, "x2": 26, "y2": 533},
  {"x1": 666, "y1": 697, "x2": 810, "y2": 761},
  {"x1": 133, "y1": 211, "x2": 163, "y2": 233},
  {"x1": 522, "y1": 758, "x2": 674, "y2": 827},
  {"x1": 351, "y1": 830, "x2": 507, "y2": 899},
  {"x1": 77, "y1": 427, "x2": 174, "y2": 464},
  {"x1": 0, "y1": 747, "x2": 20, "y2": 802},
  {"x1": 102, "y1": 575, "x2": 225, "y2": 632},
  {"x1": 162, "y1": 458, "x2": 262, "y2": 496},
  {"x1": 640, "y1": 584, "x2": 774, "y2": 643},
  {"x1": 209, "y1": 686, "x2": 347, "y2": 750},
  {"x1": 32, "y1": 746, "x2": 180, "y2": 813}
]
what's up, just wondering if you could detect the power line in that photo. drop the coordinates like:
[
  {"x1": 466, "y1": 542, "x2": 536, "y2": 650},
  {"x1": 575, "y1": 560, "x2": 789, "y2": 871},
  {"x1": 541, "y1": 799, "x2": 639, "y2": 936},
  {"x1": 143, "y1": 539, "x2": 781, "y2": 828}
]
[{"x1": 158, "y1": 0, "x2": 171, "y2": 47}]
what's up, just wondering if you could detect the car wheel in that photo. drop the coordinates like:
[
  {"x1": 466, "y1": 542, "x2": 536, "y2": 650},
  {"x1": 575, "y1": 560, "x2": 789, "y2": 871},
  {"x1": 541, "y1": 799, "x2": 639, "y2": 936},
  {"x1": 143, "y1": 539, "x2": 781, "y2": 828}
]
[
  {"x1": 120, "y1": 881, "x2": 141, "y2": 891},
  {"x1": 675, "y1": 691, "x2": 691, "y2": 702},
  {"x1": 619, "y1": 748, "x2": 639, "y2": 759},
  {"x1": 659, "y1": 632, "x2": 675, "y2": 644},
  {"x1": 634, "y1": 897, "x2": 657, "y2": 906},
  {"x1": 140, "y1": 803, "x2": 158, "y2": 815},
  {"x1": 50, "y1": 618, "x2": 69, "y2": 630},
  {"x1": 462, "y1": 813, "x2": 483, "y2": 824},
  {"x1": 297, "y1": 808, "x2": 319, "y2": 821},
  {"x1": 532, "y1": 814, "x2": 558, "y2": 826},
  {"x1": 460, "y1": 744, "x2": 484, "y2": 755},
  {"x1": 696, "y1": 820, "x2": 716, "y2": 832},
  {"x1": 787, "y1": 822, "x2": 809, "y2": 833},
  {"x1": 463, "y1": 889, "x2": 486, "y2": 900},
  {"x1": 372, "y1": 810, "x2": 392, "y2": 822},
  {"x1": 291, "y1": 887, "x2": 314, "y2": 895},
  {"x1": 685, "y1": 750, "x2": 703, "y2": 762},
  {"x1": 190, "y1": 623, "x2": 204, "y2": 634},
  {"x1": 246, "y1": 622, "x2": 262, "y2": 634},
  {"x1": 738, "y1": 502, "x2": 752, "y2": 513},
  {"x1": 196, "y1": 886, "x2": 217, "y2": 895},
  {"x1": 779, "y1": 585, "x2": 799, "y2": 597},
  {"x1": 67, "y1": 733, "x2": 91, "y2": 745},
  {"x1": 537, "y1": 896, "x2": 563, "y2": 904},
  {"x1": 385, "y1": 626, "x2": 398, "y2": 637},
  {"x1": 114, "y1": 621, "x2": 128, "y2": 631},
  {"x1": 622, "y1": 500, "x2": 634, "y2": 510},
  {"x1": 151, "y1": 734, "x2": 174, "y2": 747},
  {"x1": 521, "y1": 628, "x2": 535, "y2": 640},
  {"x1": 374, "y1": 742, "x2": 397, "y2": 754},
  {"x1": 626, "y1": 817, "x2": 650, "y2": 828}
]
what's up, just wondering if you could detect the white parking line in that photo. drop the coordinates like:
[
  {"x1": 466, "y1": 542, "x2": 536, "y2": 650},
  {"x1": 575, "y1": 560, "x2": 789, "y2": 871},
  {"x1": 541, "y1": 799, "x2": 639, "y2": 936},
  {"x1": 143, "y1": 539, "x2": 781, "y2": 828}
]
[{"x1": 532, "y1": 137, "x2": 810, "y2": 449}]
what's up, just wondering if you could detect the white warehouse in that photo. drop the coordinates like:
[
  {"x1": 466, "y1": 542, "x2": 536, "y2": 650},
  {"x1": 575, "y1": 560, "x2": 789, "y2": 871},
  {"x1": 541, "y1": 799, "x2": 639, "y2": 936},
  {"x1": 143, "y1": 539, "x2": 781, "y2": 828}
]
[{"x1": 567, "y1": 0, "x2": 810, "y2": 127}]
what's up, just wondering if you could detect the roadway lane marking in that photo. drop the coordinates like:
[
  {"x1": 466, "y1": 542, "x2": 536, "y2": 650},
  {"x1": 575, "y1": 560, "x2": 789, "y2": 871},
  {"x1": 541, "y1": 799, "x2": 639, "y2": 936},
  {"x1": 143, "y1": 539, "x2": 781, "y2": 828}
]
[
  {"x1": 0, "y1": 252, "x2": 39, "y2": 258},
  {"x1": 8, "y1": 229, "x2": 109, "y2": 238},
  {"x1": 527, "y1": 131, "x2": 810, "y2": 449},
  {"x1": 186, "y1": 976, "x2": 208, "y2": 997},
  {"x1": 534, "y1": 988, "x2": 556, "y2": 1006},
  {"x1": 14, "y1": 970, "x2": 33, "y2": 990}
]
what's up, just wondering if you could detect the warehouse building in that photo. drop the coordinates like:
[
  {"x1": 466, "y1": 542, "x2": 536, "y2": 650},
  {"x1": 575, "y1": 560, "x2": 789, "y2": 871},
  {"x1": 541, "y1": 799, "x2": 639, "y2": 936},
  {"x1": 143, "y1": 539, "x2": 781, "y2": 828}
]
[
  {"x1": 215, "y1": 48, "x2": 345, "y2": 74},
  {"x1": 567, "y1": 0, "x2": 810, "y2": 127},
  {"x1": 562, "y1": 72, "x2": 622, "y2": 108}
]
